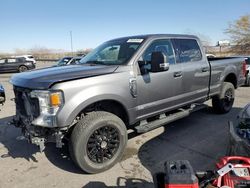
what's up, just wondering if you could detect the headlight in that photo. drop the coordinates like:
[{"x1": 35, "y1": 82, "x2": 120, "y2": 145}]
[{"x1": 30, "y1": 90, "x2": 64, "y2": 127}]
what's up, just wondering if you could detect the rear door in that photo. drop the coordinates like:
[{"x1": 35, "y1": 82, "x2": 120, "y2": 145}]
[{"x1": 171, "y1": 38, "x2": 210, "y2": 104}]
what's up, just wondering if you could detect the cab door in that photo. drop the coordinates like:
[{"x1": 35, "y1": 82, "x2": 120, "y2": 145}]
[
  {"x1": 5, "y1": 58, "x2": 18, "y2": 72},
  {"x1": 171, "y1": 38, "x2": 210, "y2": 104},
  {"x1": 135, "y1": 39, "x2": 183, "y2": 119}
]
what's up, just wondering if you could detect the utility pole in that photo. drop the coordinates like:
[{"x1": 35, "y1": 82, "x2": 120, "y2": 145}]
[{"x1": 70, "y1": 31, "x2": 73, "y2": 56}]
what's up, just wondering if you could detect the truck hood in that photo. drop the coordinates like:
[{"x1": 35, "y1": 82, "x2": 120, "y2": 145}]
[{"x1": 10, "y1": 64, "x2": 118, "y2": 89}]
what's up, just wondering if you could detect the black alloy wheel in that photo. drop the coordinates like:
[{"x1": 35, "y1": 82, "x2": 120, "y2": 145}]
[
  {"x1": 87, "y1": 126, "x2": 120, "y2": 164},
  {"x1": 69, "y1": 111, "x2": 127, "y2": 174}
]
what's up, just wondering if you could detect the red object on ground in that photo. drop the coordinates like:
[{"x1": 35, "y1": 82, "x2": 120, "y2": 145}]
[
  {"x1": 242, "y1": 60, "x2": 247, "y2": 76},
  {"x1": 164, "y1": 160, "x2": 199, "y2": 188},
  {"x1": 213, "y1": 156, "x2": 250, "y2": 188}
]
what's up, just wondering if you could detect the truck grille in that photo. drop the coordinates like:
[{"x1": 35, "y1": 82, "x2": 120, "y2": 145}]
[{"x1": 13, "y1": 86, "x2": 40, "y2": 119}]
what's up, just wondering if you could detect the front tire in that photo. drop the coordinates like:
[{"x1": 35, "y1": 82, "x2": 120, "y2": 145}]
[
  {"x1": 69, "y1": 111, "x2": 127, "y2": 174},
  {"x1": 212, "y1": 82, "x2": 235, "y2": 113}
]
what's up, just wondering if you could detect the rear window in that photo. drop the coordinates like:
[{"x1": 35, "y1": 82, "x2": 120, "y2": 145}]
[
  {"x1": 142, "y1": 39, "x2": 176, "y2": 64},
  {"x1": 17, "y1": 58, "x2": 25, "y2": 62},
  {"x1": 7, "y1": 58, "x2": 16, "y2": 63},
  {"x1": 28, "y1": 56, "x2": 34, "y2": 59},
  {"x1": 172, "y1": 39, "x2": 202, "y2": 63}
]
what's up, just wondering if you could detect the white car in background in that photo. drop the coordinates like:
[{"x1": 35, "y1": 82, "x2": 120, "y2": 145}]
[{"x1": 15, "y1": 55, "x2": 36, "y2": 64}]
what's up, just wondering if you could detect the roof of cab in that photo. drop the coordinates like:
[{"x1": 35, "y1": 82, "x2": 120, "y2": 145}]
[{"x1": 107, "y1": 34, "x2": 199, "y2": 42}]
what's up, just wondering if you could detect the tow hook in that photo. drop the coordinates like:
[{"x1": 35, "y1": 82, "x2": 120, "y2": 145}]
[
  {"x1": 31, "y1": 137, "x2": 46, "y2": 152},
  {"x1": 55, "y1": 131, "x2": 64, "y2": 148}
]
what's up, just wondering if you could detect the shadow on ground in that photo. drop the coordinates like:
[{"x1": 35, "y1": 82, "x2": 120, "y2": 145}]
[
  {"x1": 0, "y1": 116, "x2": 39, "y2": 162},
  {"x1": 83, "y1": 177, "x2": 154, "y2": 188},
  {"x1": 137, "y1": 107, "x2": 242, "y2": 175},
  {"x1": 44, "y1": 142, "x2": 83, "y2": 174},
  {"x1": 0, "y1": 107, "x2": 243, "y2": 187},
  {"x1": 0, "y1": 115, "x2": 83, "y2": 173}
]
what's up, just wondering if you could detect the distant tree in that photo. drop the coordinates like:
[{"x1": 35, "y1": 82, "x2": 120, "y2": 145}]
[
  {"x1": 14, "y1": 48, "x2": 27, "y2": 55},
  {"x1": 225, "y1": 15, "x2": 250, "y2": 54},
  {"x1": 76, "y1": 48, "x2": 92, "y2": 56},
  {"x1": 198, "y1": 34, "x2": 212, "y2": 46}
]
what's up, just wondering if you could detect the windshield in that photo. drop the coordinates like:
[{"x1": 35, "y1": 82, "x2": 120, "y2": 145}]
[{"x1": 79, "y1": 39, "x2": 144, "y2": 65}]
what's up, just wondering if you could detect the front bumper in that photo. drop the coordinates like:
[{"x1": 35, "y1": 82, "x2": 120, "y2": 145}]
[
  {"x1": 12, "y1": 117, "x2": 65, "y2": 151},
  {"x1": 12, "y1": 86, "x2": 65, "y2": 151}
]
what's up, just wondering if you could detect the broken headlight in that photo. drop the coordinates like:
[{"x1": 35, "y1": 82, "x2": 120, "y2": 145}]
[{"x1": 30, "y1": 90, "x2": 64, "y2": 127}]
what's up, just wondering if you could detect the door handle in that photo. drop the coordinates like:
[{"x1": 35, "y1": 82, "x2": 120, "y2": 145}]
[
  {"x1": 174, "y1": 71, "x2": 182, "y2": 77},
  {"x1": 201, "y1": 67, "x2": 209, "y2": 72}
]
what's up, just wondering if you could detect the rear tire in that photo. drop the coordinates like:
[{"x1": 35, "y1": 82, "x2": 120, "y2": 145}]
[
  {"x1": 69, "y1": 111, "x2": 127, "y2": 174},
  {"x1": 212, "y1": 82, "x2": 235, "y2": 113},
  {"x1": 18, "y1": 65, "x2": 28, "y2": 72}
]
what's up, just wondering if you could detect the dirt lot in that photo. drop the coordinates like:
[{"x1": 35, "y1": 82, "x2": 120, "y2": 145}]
[{"x1": 0, "y1": 62, "x2": 249, "y2": 188}]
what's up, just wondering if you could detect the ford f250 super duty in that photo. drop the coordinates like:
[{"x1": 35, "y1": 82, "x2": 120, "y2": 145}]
[{"x1": 10, "y1": 34, "x2": 246, "y2": 173}]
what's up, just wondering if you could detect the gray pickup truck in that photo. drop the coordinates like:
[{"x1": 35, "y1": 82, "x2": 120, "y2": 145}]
[{"x1": 10, "y1": 34, "x2": 246, "y2": 173}]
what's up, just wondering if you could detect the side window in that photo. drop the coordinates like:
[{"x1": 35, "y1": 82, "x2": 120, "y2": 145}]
[
  {"x1": 142, "y1": 39, "x2": 175, "y2": 64},
  {"x1": 172, "y1": 39, "x2": 202, "y2": 63},
  {"x1": 7, "y1": 58, "x2": 17, "y2": 63},
  {"x1": 0, "y1": 59, "x2": 5, "y2": 64},
  {"x1": 16, "y1": 58, "x2": 22, "y2": 63}
]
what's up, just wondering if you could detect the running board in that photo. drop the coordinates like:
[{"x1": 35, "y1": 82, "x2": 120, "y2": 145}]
[{"x1": 135, "y1": 104, "x2": 206, "y2": 133}]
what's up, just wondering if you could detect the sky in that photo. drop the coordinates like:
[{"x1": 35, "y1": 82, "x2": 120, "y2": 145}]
[{"x1": 0, "y1": 0, "x2": 249, "y2": 53}]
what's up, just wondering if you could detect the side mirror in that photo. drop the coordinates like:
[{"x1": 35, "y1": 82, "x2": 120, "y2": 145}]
[{"x1": 150, "y1": 52, "x2": 169, "y2": 72}]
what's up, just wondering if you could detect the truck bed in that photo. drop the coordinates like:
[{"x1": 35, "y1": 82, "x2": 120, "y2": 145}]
[{"x1": 208, "y1": 57, "x2": 243, "y2": 61}]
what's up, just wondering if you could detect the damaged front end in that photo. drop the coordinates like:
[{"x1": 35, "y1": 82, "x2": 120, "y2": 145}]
[
  {"x1": 11, "y1": 86, "x2": 66, "y2": 152},
  {"x1": 12, "y1": 118, "x2": 65, "y2": 152}
]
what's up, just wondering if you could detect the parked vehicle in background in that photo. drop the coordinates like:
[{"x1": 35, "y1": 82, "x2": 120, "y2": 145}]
[
  {"x1": 0, "y1": 84, "x2": 5, "y2": 104},
  {"x1": 11, "y1": 34, "x2": 246, "y2": 173},
  {"x1": 67, "y1": 56, "x2": 82, "y2": 65},
  {"x1": 14, "y1": 55, "x2": 36, "y2": 64},
  {"x1": 56, "y1": 56, "x2": 83, "y2": 66},
  {"x1": 230, "y1": 56, "x2": 250, "y2": 86},
  {"x1": 0, "y1": 57, "x2": 36, "y2": 73},
  {"x1": 56, "y1": 56, "x2": 73, "y2": 66}
]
